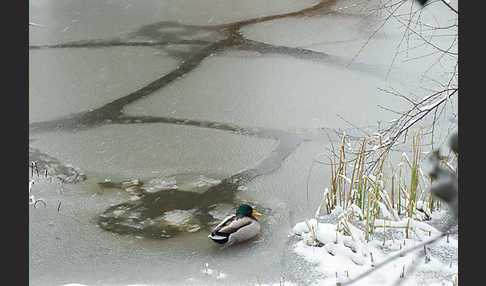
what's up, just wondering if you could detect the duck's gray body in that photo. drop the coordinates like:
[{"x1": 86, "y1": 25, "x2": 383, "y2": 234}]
[{"x1": 208, "y1": 214, "x2": 260, "y2": 245}]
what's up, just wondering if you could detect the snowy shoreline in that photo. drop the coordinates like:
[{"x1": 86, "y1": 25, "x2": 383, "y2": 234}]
[{"x1": 291, "y1": 207, "x2": 458, "y2": 286}]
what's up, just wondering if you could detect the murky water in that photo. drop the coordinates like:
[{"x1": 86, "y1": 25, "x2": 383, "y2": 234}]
[{"x1": 29, "y1": 0, "x2": 457, "y2": 285}]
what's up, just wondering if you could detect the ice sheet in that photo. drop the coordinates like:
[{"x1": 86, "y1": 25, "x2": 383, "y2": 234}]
[
  {"x1": 123, "y1": 51, "x2": 403, "y2": 130},
  {"x1": 241, "y1": 0, "x2": 458, "y2": 90},
  {"x1": 29, "y1": 0, "x2": 319, "y2": 45},
  {"x1": 29, "y1": 123, "x2": 277, "y2": 180},
  {"x1": 29, "y1": 47, "x2": 179, "y2": 122}
]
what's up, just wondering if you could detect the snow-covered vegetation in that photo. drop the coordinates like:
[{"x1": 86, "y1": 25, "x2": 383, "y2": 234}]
[{"x1": 291, "y1": 130, "x2": 458, "y2": 285}]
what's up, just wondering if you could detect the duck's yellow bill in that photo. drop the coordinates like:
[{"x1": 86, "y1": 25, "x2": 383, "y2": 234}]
[{"x1": 252, "y1": 210, "x2": 262, "y2": 216}]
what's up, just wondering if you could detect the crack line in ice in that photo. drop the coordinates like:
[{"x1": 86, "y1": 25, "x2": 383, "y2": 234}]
[
  {"x1": 28, "y1": 0, "x2": 389, "y2": 139},
  {"x1": 27, "y1": 0, "x2": 363, "y2": 137}
]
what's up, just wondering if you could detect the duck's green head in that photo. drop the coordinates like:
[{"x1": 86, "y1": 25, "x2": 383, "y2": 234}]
[{"x1": 236, "y1": 204, "x2": 262, "y2": 217}]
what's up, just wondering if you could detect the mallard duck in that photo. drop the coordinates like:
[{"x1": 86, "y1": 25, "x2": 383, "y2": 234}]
[{"x1": 208, "y1": 204, "x2": 262, "y2": 245}]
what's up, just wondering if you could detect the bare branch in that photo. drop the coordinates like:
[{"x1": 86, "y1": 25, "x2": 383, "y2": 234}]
[{"x1": 439, "y1": 0, "x2": 458, "y2": 14}]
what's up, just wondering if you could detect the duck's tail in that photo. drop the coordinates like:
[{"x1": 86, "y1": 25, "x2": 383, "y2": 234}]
[{"x1": 208, "y1": 231, "x2": 229, "y2": 244}]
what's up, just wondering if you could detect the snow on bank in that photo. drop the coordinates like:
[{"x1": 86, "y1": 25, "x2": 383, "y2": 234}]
[{"x1": 291, "y1": 211, "x2": 457, "y2": 286}]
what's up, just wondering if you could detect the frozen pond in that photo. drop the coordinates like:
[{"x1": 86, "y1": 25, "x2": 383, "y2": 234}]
[{"x1": 29, "y1": 0, "x2": 457, "y2": 285}]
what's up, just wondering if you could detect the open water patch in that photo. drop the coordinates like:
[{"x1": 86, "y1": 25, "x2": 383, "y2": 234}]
[{"x1": 97, "y1": 174, "x2": 271, "y2": 239}]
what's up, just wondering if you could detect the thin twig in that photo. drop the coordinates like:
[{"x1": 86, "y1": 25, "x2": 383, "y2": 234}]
[{"x1": 439, "y1": 0, "x2": 458, "y2": 14}]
